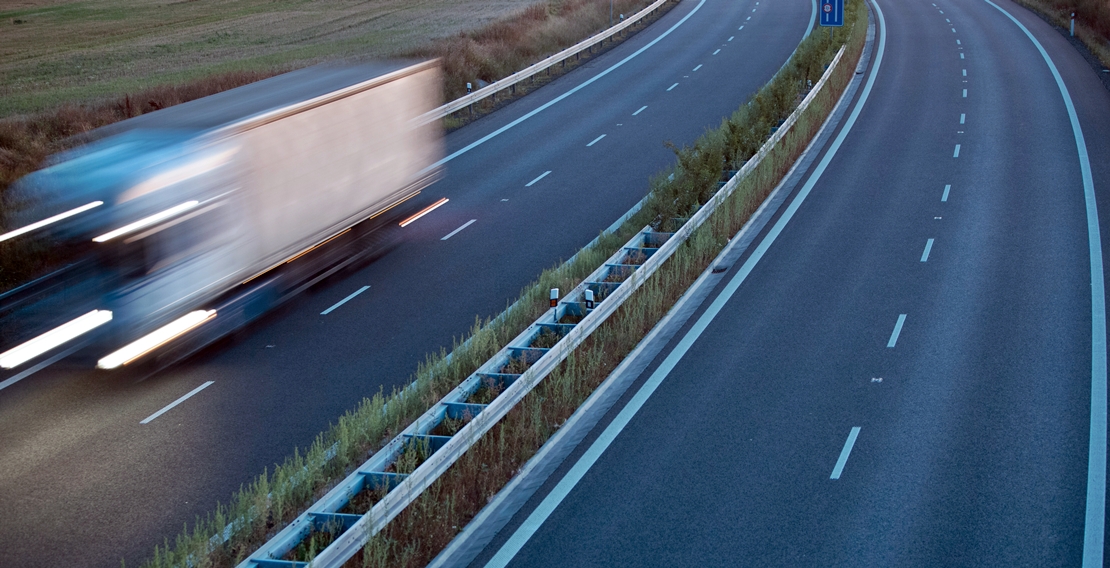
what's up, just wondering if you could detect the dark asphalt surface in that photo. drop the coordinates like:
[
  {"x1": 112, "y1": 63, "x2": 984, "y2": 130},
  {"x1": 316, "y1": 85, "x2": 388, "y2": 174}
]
[
  {"x1": 0, "y1": 0, "x2": 815, "y2": 566},
  {"x1": 484, "y1": 0, "x2": 1110, "y2": 566}
]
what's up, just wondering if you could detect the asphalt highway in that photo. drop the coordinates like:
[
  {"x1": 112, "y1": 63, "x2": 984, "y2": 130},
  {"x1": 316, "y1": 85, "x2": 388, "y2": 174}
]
[
  {"x1": 0, "y1": 0, "x2": 816, "y2": 566},
  {"x1": 476, "y1": 0, "x2": 1110, "y2": 566}
]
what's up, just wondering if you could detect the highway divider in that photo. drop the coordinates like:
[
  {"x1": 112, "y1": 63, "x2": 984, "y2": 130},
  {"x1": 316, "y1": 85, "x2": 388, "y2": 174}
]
[{"x1": 141, "y1": 0, "x2": 868, "y2": 565}]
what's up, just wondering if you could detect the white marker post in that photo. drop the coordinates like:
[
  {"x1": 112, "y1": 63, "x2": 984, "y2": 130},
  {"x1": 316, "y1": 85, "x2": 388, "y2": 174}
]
[
  {"x1": 585, "y1": 289, "x2": 595, "y2": 309},
  {"x1": 550, "y1": 288, "x2": 559, "y2": 322}
]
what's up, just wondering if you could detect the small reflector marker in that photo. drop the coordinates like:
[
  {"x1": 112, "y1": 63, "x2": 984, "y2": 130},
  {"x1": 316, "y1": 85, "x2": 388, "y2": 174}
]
[
  {"x1": 0, "y1": 201, "x2": 103, "y2": 243},
  {"x1": 97, "y1": 310, "x2": 215, "y2": 369},
  {"x1": 93, "y1": 201, "x2": 199, "y2": 242},
  {"x1": 550, "y1": 288, "x2": 559, "y2": 308},
  {"x1": 399, "y1": 197, "x2": 449, "y2": 227},
  {"x1": 0, "y1": 310, "x2": 112, "y2": 369}
]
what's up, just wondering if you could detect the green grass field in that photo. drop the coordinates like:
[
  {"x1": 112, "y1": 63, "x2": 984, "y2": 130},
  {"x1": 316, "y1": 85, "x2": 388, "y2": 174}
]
[{"x1": 0, "y1": 0, "x2": 546, "y2": 117}]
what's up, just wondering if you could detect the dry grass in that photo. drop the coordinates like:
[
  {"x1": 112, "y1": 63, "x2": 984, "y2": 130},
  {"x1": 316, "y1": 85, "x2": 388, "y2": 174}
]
[
  {"x1": 357, "y1": 2, "x2": 868, "y2": 566},
  {"x1": 1015, "y1": 0, "x2": 1110, "y2": 67}
]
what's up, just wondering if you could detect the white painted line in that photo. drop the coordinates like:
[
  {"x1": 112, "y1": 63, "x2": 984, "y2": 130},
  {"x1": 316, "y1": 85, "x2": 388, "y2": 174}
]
[
  {"x1": 940, "y1": 9, "x2": 945, "y2": 13},
  {"x1": 952, "y1": 27, "x2": 957, "y2": 32},
  {"x1": 946, "y1": 18, "x2": 950, "y2": 22},
  {"x1": 921, "y1": 238, "x2": 935, "y2": 262},
  {"x1": 962, "y1": 68, "x2": 967, "y2": 76},
  {"x1": 587, "y1": 134, "x2": 606, "y2": 147},
  {"x1": 739, "y1": 25, "x2": 745, "y2": 29},
  {"x1": 0, "y1": 345, "x2": 81, "y2": 393},
  {"x1": 486, "y1": 3, "x2": 889, "y2": 563},
  {"x1": 141, "y1": 381, "x2": 214, "y2": 424},
  {"x1": 962, "y1": 89, "x2": 967, "y2": 98},
  {"x1": 728, "y1": 36, "x2": 734, "y2": 41},
  {"x1": 942, "y1": 184, "x2": 951, "y2": 202},
  {"x1": 441, "y1": 219, "x2": 477, "y2": 241},
  {"x1": 887, "y1": 314, "x2": 907, "y2": 348},
  {"x1": 321, "y1": 285, "x2": 371, "y2": 314},
  {"x1": 954, "y1": 144, "x2": 961, "y2": 157},
  {"x1": 667, "y1": 82, "x2": 679, "y2": 91},
  {"x1": 423, "y1": 0, "x2": 708, "y2": 172},
  {"x1": 525, "y1": 170, "x2": 552, "y2": 187},
  {"x1": 746, "y1": 16, "x2": 752, "y2": 20},
  {"x1": 981, "y1": 3, "x2": 1105, "y2": 564},
  {"x1": 956, "y1": 39, "x2": 961, "y2": 44},
  {"x1": 633, "y1": 105, "x2": 648, "y2": 115},
  {"x1": 960, "y1": 113, "x2": 966, "y2": 124},
  {"x1": 752, "y1": 7, "x2": 757, "y2": 11},
  {"x1": 960, "y1": 52, "x2": 965, "y2": 59},
  {"x1": 713, "y1": 49, "x2": 721, "y2": 55},
  {"x1": 830, "y1": 427, "x2": 861, "y2": 479},
  {"x1": 693, "y1": 64, "x2": 703, "y2": 71}
]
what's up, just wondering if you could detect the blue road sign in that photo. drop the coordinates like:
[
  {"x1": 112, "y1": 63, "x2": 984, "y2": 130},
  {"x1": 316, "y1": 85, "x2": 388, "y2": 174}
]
[{"x1": 820, "y1": 0, "x2": 844, "y2": 26}]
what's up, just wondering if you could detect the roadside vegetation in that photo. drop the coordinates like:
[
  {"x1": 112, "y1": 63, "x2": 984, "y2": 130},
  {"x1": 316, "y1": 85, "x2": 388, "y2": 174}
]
[
  {"x1": 141, "y1": 0, "x2": 868, "y2": 565},
  {"x1": 0, "y1": 0, "x2": 668, "y2": 292},
  {"x1": 1016, "y1": 0, "x2": 1110, "y2": 67}
]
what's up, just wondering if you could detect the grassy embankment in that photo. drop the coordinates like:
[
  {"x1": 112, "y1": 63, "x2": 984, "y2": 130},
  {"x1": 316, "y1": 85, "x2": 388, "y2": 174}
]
[
  {"x1": 1015, "y1": 0, "x2": 1110, "y2": 67},
  {"x1": 142, "y1": 0, "x2": 868, "y2": 565},
  {"x1": 0, "y1": 0, "x2": 666, "y2": 291}
]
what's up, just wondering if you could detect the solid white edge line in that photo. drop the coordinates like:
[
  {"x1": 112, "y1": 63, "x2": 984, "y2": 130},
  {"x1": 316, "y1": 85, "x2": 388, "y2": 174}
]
[
  {"x1": 423, "y1": 0, "x2": 709, "y2": 173},
  {"x1": 442, "y1": 219, "x2": 478, "y2": 241},
  {"x1": 979, "y1": 1, "x2": 1105, "y2": 565},
  {"x1": 587, "y1": 134, "x2": 606, "y2": 147},
  {"x1": 633, "y1": 105, "x2": 648, "y2": 115},
  {"x1": 485, "y1": 3, "x2": 886, "y2": 564},
  {"x1": 321, "y1": 285, "x2": 371, "y2": 315},
  {"x1": 921, "y1": 238, "x2": 935, "y2": 262},
  {"x1": 141, "y1": 381, "x2": 215, "y2": 424},
  {"x1": 887, "y1": 314, "x2": 907, "y2": 348},
  {"x1": 525, "y1": 171, "x2": 552, "y2": 187},
  {"x1": 830, "y1": 426, "x2": 862, "y2": 479},
  {"x1": 0, "y1": 345, "x2": 82, "y2": 393}
]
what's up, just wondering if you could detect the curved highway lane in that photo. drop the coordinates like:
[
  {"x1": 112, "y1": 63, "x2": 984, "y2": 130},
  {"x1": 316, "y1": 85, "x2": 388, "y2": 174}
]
[
  {"x1": 474, "y1": 0, "x2": 1110, "y2": 565},
  {"x1": 0, "y1": 0, "x2": 816, "y2": 566}
]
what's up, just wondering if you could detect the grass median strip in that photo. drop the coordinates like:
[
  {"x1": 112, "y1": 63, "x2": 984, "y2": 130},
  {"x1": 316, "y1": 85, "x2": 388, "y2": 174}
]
[{"x1": 142, "y1": 1, "x2": 867, "y2": 565}]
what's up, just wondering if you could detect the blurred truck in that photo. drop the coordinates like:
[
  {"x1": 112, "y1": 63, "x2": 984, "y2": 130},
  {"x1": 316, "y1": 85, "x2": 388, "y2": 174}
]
[{"x1": 0, "y1": 60, "x2": 444, "y2": 372}]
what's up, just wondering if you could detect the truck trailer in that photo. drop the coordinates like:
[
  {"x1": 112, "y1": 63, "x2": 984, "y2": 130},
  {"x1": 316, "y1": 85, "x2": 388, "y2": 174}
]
[{"x1": 0, "y1": 60, "x2": 444, "y2": 373}]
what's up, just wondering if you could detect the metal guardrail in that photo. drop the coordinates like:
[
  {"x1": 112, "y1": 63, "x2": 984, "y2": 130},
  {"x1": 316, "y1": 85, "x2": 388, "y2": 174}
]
[
  {"x1": 419, "y1": 0, "x2": 672, "y2": 124},
  {"x1": 239, "y1": 41, "x2": 849, "y2": 568}
]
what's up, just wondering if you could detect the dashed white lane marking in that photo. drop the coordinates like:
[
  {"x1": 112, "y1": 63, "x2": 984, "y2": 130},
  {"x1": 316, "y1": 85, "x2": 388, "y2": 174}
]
[
  {"x1": 441, "y1": 219, "x2": 477, "y2": 241},
  {"x1": 952, "y1": 27, "x2": 957, "y2": 32},
  {"x1": 956, "y1": 39, "x2": 961, "y2": 44},
  {"x1": 693, "y1": 64, "x2": 703, "y2": 71},
  {"x1": 587, "y1": 134, "x2": 606, "y2": 147},
  {"x1": 887, "y1": 314, "x2": 907, "y2": 348},
  {"x1": 525, "y1": 170, "x2": 551, "y2": 187},
  {"x1": 963, "y1": 88, "x2": 968, "y2": 97},
  {"x1": 962, "y1": 68, "x2": 967, "y2": 76},
  {"x1": 960, "y1": 52, "x2": 965, "y2": 59},
  {"x1": 942, "y1": 184, "x2": 951, "y2": 202},
  {"x1": 141, "y1": 381, "x2": 214, "y2": 424},
  {"x1": 728, "y1": 36, "x2": 735, "y2": 41},
  {"x1": 830, "y1": 427, "x2": 862, "y2": 479},
  {"x1": 633, "y1": 105, "x2": 647, "y2": 115},
  {"x1": 921, "y1": 238, "x2": 935, "y2": 262},
  {"x1": 739, "y1": 25, "x2": 745, "y2": 29},
  {"x1": 321, "y1": 285, "x2": 371, "y2": 314},
  {"x1": 960, "y1": 113, "x2": 966, "y2": 124},
  {"x1": 746, "y1": 16, "x2": 752, "y2": 20},
  {"x1": 667, "y1": 82, "x2": 679, "y2": 91},
  {"x1": 954, "y1": 144, "x2": 961, "y2": 157},
  {"x1": 713, "y1": 49, "x2": 721, "y2": 55}
]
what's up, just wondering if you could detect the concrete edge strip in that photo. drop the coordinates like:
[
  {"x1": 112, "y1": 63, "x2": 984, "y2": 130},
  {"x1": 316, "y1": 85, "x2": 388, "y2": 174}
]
[
  {"x1": 979, "y1": 1, "x2": 1106, "y2": 565},
  {"x1": 468, "y1": 4, "x2": 883, "y2": 566}
]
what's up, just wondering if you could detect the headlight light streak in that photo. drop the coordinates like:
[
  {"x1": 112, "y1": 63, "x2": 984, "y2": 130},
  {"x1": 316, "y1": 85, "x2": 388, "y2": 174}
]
[
  {"x1": 0, "y1": 201, "x2": 103, "y2": 243},
  {"x1": 0, "y1": 310, "x2": 112, "y2": 369},
  {"x1": 92, "y1": 200, "x2": 200, "y2": 243},
  {"x1": 96, "y1": 310, "x2": 216, "y2": 369}
]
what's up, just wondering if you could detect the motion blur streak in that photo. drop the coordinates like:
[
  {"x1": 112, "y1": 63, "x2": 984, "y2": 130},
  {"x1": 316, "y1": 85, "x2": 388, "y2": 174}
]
[
  {"x1": 0, "y1": 310, "x2": 112, "y2": 369},
  {"x1": 0, "y1": 201, "x2": 103, "y2": 243},
  {"x1": 92, "y1": 201, "x2": 200, "y2": 243},
  {"x1": 399, "y1": 197, "x2": 449, "y2": 227},
  {"x1": 97, "y1": 310, "x2": 216, "y2": 369},
  {"x1": 121, "y1": 148, "x2": 238, "y2": 202}
]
